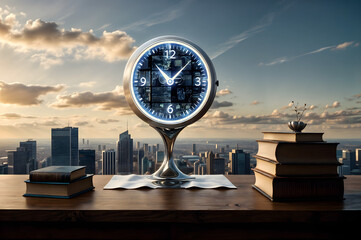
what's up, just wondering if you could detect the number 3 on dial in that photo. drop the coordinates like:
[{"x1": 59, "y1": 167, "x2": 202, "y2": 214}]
[{"x1": 195, "y1": 77, "x2": 201, "y2": 86}]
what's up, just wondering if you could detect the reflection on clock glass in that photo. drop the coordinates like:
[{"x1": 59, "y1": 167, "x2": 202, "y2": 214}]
[{"x1": 132, "y1": 42, "x2": 208, "y2": 122}]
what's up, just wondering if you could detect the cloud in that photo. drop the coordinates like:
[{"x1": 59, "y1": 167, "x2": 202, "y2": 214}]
[
  {"x1": 211, "y1": 100, "x2": 233, "y2": 109},
  {"x1": 325, "y1": 101, "x2": 341, "y2": 109},
  {"x1": 216, "y1": 88, "x2": 232, "y2": 97},
  {"x1": 96, "y1": 118, "x2": 120, "y2": 124},
  {"x1": 0, "y1": 9, "x2": 136, "y2": 67},
  {"x1": 0, "y1": 113, "x2": 36, "y2": 119},
  {"x1": 250, "y1": 100, "x2": 262, "y2": 106},
  {"x1": 51, "y1": 85, "x2": 132, "y2": 114},
  {"x1": 346, "y1": 93, "x2": 361, "y2": 102},
  {"x1": 260, "y1": 41, "x2": 358, "y2": 66},
  {"x1": 0, "y1": 81, "x2": 64, "y2": 105},
  {"x1": 211, "y1": 11, "x2": 275, "y2": 60},
  {"x1": 79, "y1": 81, "x2": 96, "y2": 88}
]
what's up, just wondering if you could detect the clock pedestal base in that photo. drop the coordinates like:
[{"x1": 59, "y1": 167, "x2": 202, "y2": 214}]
[{"x1": 148, "y1": 126, "x2": 195, "y2": 188}]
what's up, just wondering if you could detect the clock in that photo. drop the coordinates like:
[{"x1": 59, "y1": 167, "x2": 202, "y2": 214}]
[
  {"x1": 123, "y1": 36, "x2": 217, "y2": 186},
  {"x1": 123, "y1": 36, "x2": 217, "y2": 129}
]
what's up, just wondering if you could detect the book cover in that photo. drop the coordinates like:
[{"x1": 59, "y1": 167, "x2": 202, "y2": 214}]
[
  {"x1": 253, "y1": 168, "x2": 344, "y2": 201},
  {"x1": 30, "y1": 166, "x2": 86, "y2": 182},
  {"x1": 262, "y1": 132, "x2": 324, "y2": 142},
  {"x1": 24, "y1": 174, "x2": 94, "y2": 198},
  {"x1": 256, "y1": 140, "x2": 339, "y2": 164},
  {"x1": 255, "y1": 155, "x2": 340, "y2": 176}
]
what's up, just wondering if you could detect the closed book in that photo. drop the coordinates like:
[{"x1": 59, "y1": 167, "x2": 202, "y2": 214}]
[
  {"x1": 262, "y1": 132, "x2": 324, "y2": 142},
  {"x1": 24, "y1": 174, "x2": 94, "y2": 199},
  {"x1": 255, "y1": 156, "x2": 340, "y2": 176},
  {"x1": 256, "y1": 140, "x2": 339, "y2": 164},
  {"x1": 252, "y1": 168, "x2": 344, "y2": 201},
  {"x1": 30, "y1": 166, "x2": 86, "y2": 182}
]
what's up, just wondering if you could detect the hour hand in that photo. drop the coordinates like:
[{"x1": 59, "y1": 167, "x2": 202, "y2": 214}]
[{"x1": 155, "y1": 64, "x2": 171, "y2": 83}]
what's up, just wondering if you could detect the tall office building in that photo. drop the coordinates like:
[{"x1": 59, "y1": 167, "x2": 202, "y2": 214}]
[
  {"x1": 141, "y1": 156, "x2": 149, "y2": 175},
  {"x1": 156, "y1": 151, "x2": 164, "y2": 164},
  {"x1": 20, "y1": 140, "x2": 37, "y2": 171},
  {"x1": 7, "y1": 147, "x2": 28, "y2": 174},
  {"x1": 355, "y1": 149, "x2": 361, "y2": 163},
  {"x1": 138, "y1": 149, "x2": 145, "y2": 175},
  {"x1": 229, "y1": 149, "x2": 250, "y2": 174},
  {"x1": 117, "y1": 131, "x2": 133, "y2": 174},
  {"x1": 342, "y1": 150, "x2": 356, "y2": 171},
  {"x1": 192, "y1": 144, "x2": 197, "y2": 155},
  {"x1": 79, "y1": 149, "x2": 96, "y2": 174},
  {"x1": 206, "y1": 151, "x2": 225, "y2": 174},
  {"x1": 51, "y1": 127, "x2": 79, "y2": 166},
  {"x1": 102, "y1": 149, "x2": 116, "y2": 175},
  {"x1": 143, "y1": 143, "x2": 149, "y2": 156},
  {"x1": 136, "y1": 141, "x2": 141, "y2": 150}
]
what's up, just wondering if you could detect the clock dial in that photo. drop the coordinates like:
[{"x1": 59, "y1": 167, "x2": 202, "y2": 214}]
[{"x1": 131, "y1": 42, "x2": 209, "y2": 124}]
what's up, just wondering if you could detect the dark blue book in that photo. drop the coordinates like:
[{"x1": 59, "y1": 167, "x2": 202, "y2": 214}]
[
  {"x1": 24, "y1": 174, "x2": 94, "y2": 199},
  {"x1": 30, "y1": 166, "x2": 86, "y2": 182}
]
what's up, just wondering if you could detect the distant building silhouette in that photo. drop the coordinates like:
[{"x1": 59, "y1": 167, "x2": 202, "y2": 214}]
[
  {"x1": 141, "y1": 156, "x2": 149, "y2": 175},
  {"x1": 138, "y1": 149, "x2": 145, "y2": 174},
  {"x1": 102, "y1": 149, "x2": 116, "y2": 175},
  {"x1": 0, "y1": 157, "x2": 8, "y2": 174},
  {"x1": 117, "y1": 131, "x2": 133, "y2": 174},
  {"x1": 229, "y1": 149, "x2": 250, "y2": 174},
  {"x1": 156, "y1": 151, "x2": 164, "y2": 165},
  {"x1": 206, "y1": 151, "x2": 225, "y2": 174},
  {"x1": 20, "y1": 140, "x2": 37, "y2": 171},
  {"x1": 51, "y1": 127, "x2": 79, "y2": 166},
  {"x1": 192, "y1": 144, "x2": 197, "y2": 155},
  {"x1": 79, "y1": 149, "x2": 96, "y2": 174},
  {"x1": 7, "y1": 148, "x2": 28, "y2": 174}
]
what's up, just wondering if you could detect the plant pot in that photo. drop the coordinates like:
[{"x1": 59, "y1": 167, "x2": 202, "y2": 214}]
[{"x1": 288, "y1": 121, "x2": 307, "y2": 133}]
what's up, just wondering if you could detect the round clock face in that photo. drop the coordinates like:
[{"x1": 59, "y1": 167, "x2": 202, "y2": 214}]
[{"x1": 124, "y1": 36, "x2": 216, "y2": 127}]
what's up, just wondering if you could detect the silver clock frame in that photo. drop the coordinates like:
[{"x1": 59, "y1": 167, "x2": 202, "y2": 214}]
[{"x1": 123, "y1": 36, "x2": 217, "y2": 187}]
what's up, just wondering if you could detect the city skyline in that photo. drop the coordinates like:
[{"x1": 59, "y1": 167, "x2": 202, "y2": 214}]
[{"x1": 0, "y1": 0, "x2": 361, "y2": 139}]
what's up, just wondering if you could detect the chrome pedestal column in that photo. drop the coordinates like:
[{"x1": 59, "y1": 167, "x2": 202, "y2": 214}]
[{"x1": 148, "y1": 126, "x2": 194, "y2": 188}]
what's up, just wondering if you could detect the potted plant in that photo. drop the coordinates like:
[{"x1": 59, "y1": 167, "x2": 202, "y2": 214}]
[{"x1": 288, "y1": 101, "x2": 307, "y2": 132}]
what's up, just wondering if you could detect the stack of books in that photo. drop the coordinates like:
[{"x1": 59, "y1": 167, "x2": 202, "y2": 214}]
[
  {"x1": 252, "y1": 132, "x2": 344, "y2": 201},
  {"x1": 24, "y1": 166, "x2": 94, "y2": 199}
]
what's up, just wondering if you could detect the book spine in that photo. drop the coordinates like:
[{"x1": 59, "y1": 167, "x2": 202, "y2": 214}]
[{"x1": 30, "y1": 172, "x2": 71, "y2": 182}]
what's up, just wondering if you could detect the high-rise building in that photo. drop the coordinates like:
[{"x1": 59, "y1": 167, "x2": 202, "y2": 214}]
[
  {"x1": 7, "y1": 147, "x2": 29, "y2": 174},
  {"x1": 141, "y1": 156, "x2": 149, "y2": 175},
  {"x1": 117, "y1": 131, "x2": 133, "y2": 174},
  {"x1": 192, "y1": 144, "x2": 197, "y2": 155},
  {"x1": 136, "y1": 141, "x2": 141, "y2": 150},
  {"x1": 102, "y1": 149, "x2": 116, "y2": 175},
  {"x1": 138, "y1": 149, "x2": 145, "y2": 174},
  {"x1": 20, "y1": 140, "x2": 37, "y2": 171},
  {"x1": 51, "y1": 127, "x2": 79, "y2": 166},
  {"x1": 355, "y1": 149, "x2": 361, "y2": 163},
  {"x1": 206, "y1": 151, "x2": 225, "y2": 174},
  {"x1": 79, "y1": 149, "x2": 96, "y2": 174},
  {"x1": 342, "y1": 150, "x2": 356, "y2": 171},
  {"x1": 156, "y1": 151, "x2": 164, "y2": 165},
  {"x1": 143, "y1": 143, "x2": 149, "y2": 156},
  {"x1": 229, "y1": 149, "x2": 250, "y2": 174}
]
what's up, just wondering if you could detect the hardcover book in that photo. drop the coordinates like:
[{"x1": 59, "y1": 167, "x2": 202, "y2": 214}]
[
  {"x1": 24, "y1": 174, "x2": 94, "y2": 199},
  {"x1": 262, "y1": 132, "x2": 324, "y2": 142},
  {"x1": 30, "y1": 166, "x2": 86, "y2": 182},
  {"x1": 252, "y1": 168, "x2": 344, "y2": 201},
  {"x1": 256, "y1": 140, "x2": 339, "y2": 164}
]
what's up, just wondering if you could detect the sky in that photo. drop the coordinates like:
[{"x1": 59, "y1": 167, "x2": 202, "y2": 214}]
[{"x1": 0, "y1": 0, "x2": 360, "y2": 140}]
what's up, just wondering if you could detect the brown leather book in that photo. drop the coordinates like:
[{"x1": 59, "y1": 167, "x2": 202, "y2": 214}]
[{"x1": 30, "y1": 166, "x2": 86, "y2": 182}]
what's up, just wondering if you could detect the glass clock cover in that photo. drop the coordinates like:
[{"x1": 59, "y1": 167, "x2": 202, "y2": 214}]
[{"x1": 124, "y1": 36, "x2": 217, "y2": 128}]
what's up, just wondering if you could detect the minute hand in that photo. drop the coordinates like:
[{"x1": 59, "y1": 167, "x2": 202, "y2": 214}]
[{"x1": 171, "y1": 60, "x2": 191, "y2": 80}]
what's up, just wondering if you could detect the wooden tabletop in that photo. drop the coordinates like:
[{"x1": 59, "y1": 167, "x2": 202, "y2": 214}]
[
  {"x1": 0, "y1": 175, "x2": 360, "y2": 223},
  {"x1": 1, "y1": 175, "x2": 361, "y2": 240}
]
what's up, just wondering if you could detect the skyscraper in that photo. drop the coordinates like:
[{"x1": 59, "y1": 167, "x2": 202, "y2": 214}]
[
  {"x1": 20, "y1": 140, "x2": 37, "y2": 170},
  {"x1": 192, "y1": 144, "x2": 197, "y2": 155},
  {"x1": 156, "y1": 151, "x2": 164, "y2": 164},
  {"x1": 206, "y1": 151, "x2": 225, "y2": 174},
  {"x1": 138, "y1": 149, "x2": 145, "y2": 174},
  {"x1": 7, "y1": 148, "x2": 28, "y2": 174},
  {"x1": 229, "y1": 149, "x2": 250, "y2": 174},
  {"x1": 102, "y1": 149, "x2": 116, "y2": 175},
  {"x1": 141, "y1": 156, "x2": 149, "y2": 175},
  {"x1": 117, "y1": 130, "x2": 133, "y2": 174},
  {"x1": 51, "y1": 127, "x2": 79, "y2": 166},
  {"x1": 79, "y1": 149, "x2": 96, "y2": 174}
]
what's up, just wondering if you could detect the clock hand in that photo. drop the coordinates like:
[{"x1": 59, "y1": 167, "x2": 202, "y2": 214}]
[
  {"x1": 155, "y1": 64, "x2": 171, "y2": 82},
  {"x1": 171, "y1": 60, "x2": 191, "y2": 81}
]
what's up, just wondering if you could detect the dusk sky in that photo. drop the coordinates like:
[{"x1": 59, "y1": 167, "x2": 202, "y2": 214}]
[{"x1": 0, "y1": 0, "x2": 360, "y2": 139}]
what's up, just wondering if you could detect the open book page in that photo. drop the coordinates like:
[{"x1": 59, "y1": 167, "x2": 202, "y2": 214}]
[{"x1": 104, "y1": 174, "x2": 237, "y2": 189}]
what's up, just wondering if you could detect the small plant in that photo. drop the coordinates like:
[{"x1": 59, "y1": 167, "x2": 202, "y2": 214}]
[{"x1": 291, "y1": 101, "x2": 307, "y2": 122}]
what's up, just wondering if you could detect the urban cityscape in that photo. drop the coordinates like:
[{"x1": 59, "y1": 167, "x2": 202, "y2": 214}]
[{"x1": 1, "y1": 126, "x2": 360, "y2": 177}]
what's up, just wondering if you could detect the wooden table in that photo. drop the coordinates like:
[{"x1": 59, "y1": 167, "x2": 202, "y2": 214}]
[{"x1": 0, "y1": 175, "x2": 360, "y2": 239}]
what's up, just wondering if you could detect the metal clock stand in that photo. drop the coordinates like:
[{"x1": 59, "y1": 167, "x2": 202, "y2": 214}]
[{"x1": 149, "y1": 127, "x2": 194, "y2": 187}]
